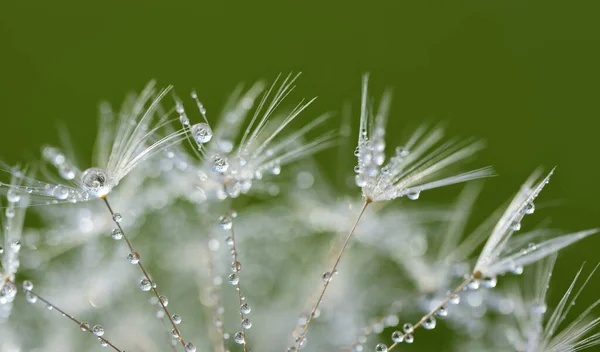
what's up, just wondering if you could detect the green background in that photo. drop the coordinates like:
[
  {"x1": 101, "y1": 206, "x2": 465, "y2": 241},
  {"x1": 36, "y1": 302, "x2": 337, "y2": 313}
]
[{"x1": 1, "y1": 1, "x2": 599, "y2": 349}]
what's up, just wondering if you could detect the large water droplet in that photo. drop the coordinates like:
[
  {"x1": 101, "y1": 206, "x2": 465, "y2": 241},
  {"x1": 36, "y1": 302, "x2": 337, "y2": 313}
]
[
  {"x1": 81, "y1": 168, "x2": 111, "y2": 197},
  {"x1": 191, "y1": 123, "x2": 213, "y2": 144}
]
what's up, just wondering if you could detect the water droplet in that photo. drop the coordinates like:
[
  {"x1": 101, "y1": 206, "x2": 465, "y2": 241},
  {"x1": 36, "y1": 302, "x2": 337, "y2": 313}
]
[
  {"x1": 7, "y1": 189, "x2": 20, "y2": 203},
  {"x1": 99, "y1": 339, "x2": 108, "y2": 347},
  {"x1": 403, "y1": 323, "x2": 414, "y2": 333},
  {"x1": 127, "y1": 252, "x2": 140, "y2": 264},
  {"x1": 231, "y1": 261, "x2": 242, "y2": 272},
  {"x1": 511, "y1": 265, "x2": 524, "y2": 275},
  {"x1": 5, "y1": 208, "x2": 15, "y2": 218},
  {"x1": 191, "y1": 123, "x2": 213, "y2": 144},
  {"x1": 112, "y1": 213, "x2": 122, "y2": 223},
  {"x1": 159, "y1": 295, "x2": 169, "y2": 307},
  {"x1": 466, "y1": 280, "x2": 480, "y2": 291},
  {"x1": 480, "y1": 276, "x2": 497, "y2": 288},
  {"x1": 172, "y1": 314, "x2": 181, "y2": 324},
  {"x1": 10, "y1": 240, "x2": 21, "y2": 252},
  {"x1": 219, "y1": 215, "x2": 233, "y2": 230},
  {"x1": 211, "y1": 154, "x2": 229, "y2": 173},
  {"x1": 391, "y1": 331, "x2": 403, "y2": 343},
  {"x1": 510, "y1": 220, "x2": 521, "y2": 231},
  {"x1": 436, "y1": 306, "x2": 448, "y2": 317},
  {"x1": 25, "y1": 291, "x2": 37, "y2": 303},
  {"x1": 395, "y1": 146, "x2": 410, "y2": 157},
  {"x1": 81, "y1": 168, "x2": 111, "y2": 197},
  {"x1": 140, "y1": 279, "x2": 152, "y2": 291},
  {"x1": 92, "y1": 325, "x2": 104, "y2": 336},
  {"x1": 58, "y1": 163, "x2": 76, "y2": 180},
  {"x1": 240, "y1": 303, "x2": 251, "y2": 314},
  {"x1": 170, "y1": 328, "x2": 179, "y2": 338},
  {"x1": 22, "y1": 280, "x2": 33, "y2": 292},
  {"x1": 185, "y1": 343, "x2": 196, "y2": 352},
  {"x1": 524, "y1": 202, "x2": 535, "y2": 214},
  {"x1": 449, "y1": 294, "x2": 460, "y2": 305},
  {"x1": 375, "y1": 343, "x2": 388, "y2": 352},
  {"x1": 404, "y1": 334, "x2": 414, "y2": 343},
  {"x1": 234, "y1": 331, "x2": 245, "y2": 344},
  {"x1": 242, "y1": 318, "x2": 252, "y2": 329},
  {"x1": 111, "y1": 229, "x2": 122, "y2": 240},
  {"x1": 322, "y1": 272, "x2": 332, "y2": 283},
  {"x1": 406, "y1": 190, "x2": 420, "y2": 200},
  {"x1": 423, "y1": 316, "x2": 437, "y2": 330},
  {"x1": 228, "y1": 273, "x2": 239, "y2": 285}
]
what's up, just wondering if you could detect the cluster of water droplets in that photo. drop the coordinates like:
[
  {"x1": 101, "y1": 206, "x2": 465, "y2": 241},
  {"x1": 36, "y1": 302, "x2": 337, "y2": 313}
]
[
  {"x1": 346, "y1": 314, "x2": 400, "y2": 352},
  {"x1": 219, "y1": 210, "x2": 254, "y2": 346},
  {"x1": 354, "y1": 127, "x2": 417, "y2": 201}
]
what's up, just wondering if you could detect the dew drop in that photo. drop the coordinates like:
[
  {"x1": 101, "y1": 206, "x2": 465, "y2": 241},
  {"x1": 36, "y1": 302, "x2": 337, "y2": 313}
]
[
  {"x1": 228, "y1": 273, "x2": 239, "y2": 285},
  {"x1": 111, "y1": 229, "x2": 122, "y2": 240},
  {"x1": 219, "y1": 215, "x2": 233, "y2": 230},
  {"x1": 231, "y1": 261, "x2": 242, "y2": 272},
  {"x1": 112, "y1": 213, "x2": 122, "y2": 223},
  {"x1": 524, "y1": 202, "x2": 535, "y2": 214},
  {"x1": 449, "y1": 294, "x2": 460, "y2": 305},
  {"x1": 404, "y1": 334, "x2": 414, "y2": 343},
  {"x1": 391, "y1": 331, "x2": 403, "y2": 343},
  {"x1": 172, "y1": 314, "x2": 182, "y2": 324},
  {"x1": 375, "y1": 343, "x2": 388, "y2": 352},
  {"x1": 159, "y1": 295, "x2": 169, "y2": 307},
  {"x1": 81, "y1": 168, "x2": 111, "y2": 197},
  {"x1": 92, "y1": 325, "x2": 105, "y2": 336},
  {"x1": 436, "y1": 306, "x2": 448, "y2": 317},
  {"x1": 25, "y1": 292, "x2": 37, "y2": 303},
  {"x1": 234, "y1": 331, "x2": 245, "y2": 344},
  {"x1": 127, "y1": 252, "x2": 140, "y2": 264},
  {"x1": 191, "y1": 123, "x2": 213, "y2": 144},
  {"x1": 7, "y1": 189, "x2": 20, "y2": 203},
  {"x1": 510, "y1": 220, "x2": 521, "y2": 231},
  {"x1": 242, "y1": 318, "x2": 252, "y2": 329},
  {"x1": 22, "y1": 280, "x2": 33, "y2": 292},
  {"x1": 322, "y1": 272, "x2": 332, "y2": 283},
  {"x1": 99, "y1": 339, "x2": 108, "y2": 347},
  {"x1": 5, "y1": 208, "x2": 15, "y2": 218},
  {"x1": 480, "y1": 276, "x2": 497, "y2": 288},
  {"x1": 139, "y1": 279, "x2": 152, "y2": 291},
  {"x1": 240, "y1": 303, "x2": 251, "y2": 314},
  {"x1": 211, "y1": 154, "x2": 229, "y2": 173},
  {"x1": 406, "y1": 190, "x2": 420, "y2": 200},
  {"x1": 185, "y1": 343, "x2": 196, "y2": 352},
  {"x1": 403, "y1": 323, "x2": 414, "y2": 333},
  {"x1": 423, "y1": 316, "x2": 437, "y2": 330}
]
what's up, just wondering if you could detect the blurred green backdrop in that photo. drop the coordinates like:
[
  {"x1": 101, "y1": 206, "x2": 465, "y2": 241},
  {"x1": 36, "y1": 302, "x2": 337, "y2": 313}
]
[{"x1": 1, "y1": 0, "x2": 599, "y2": 347}]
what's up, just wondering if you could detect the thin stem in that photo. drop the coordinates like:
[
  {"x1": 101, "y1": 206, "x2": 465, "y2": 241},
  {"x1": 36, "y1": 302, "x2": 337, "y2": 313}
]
[
  {"x1": 203, "y1": 237, "x2": 227, "y2": 352},
  {"x1": 296, "y1": 199, "x2": 370, "y2": 347},
  {"x1": 102, "y1": 196, "x2": 187, "y2": 349},
  {"x1": 27, "y1": 290, "x2": 123, "y2": 352},
  {"x1": 227, "y1": 198, "x2": 249, "y2": 352},
  {"x1": 387, "y1": 275, "x2": 475, "y2": 351}
]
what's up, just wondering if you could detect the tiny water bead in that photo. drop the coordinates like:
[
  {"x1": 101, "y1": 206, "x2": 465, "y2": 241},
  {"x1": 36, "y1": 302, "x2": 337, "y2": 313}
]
[
  {"x1": 5, "y1": 208, "x2": 15, "y2": 218},
  {"x1": 228, "y1": 273, "x2": 239, "y2": 285},
  {"x1": 219, "y1": 215, "x2": 233, "y2": 230},
  {"x1": 322, "y1": 271, "x2": 332, "y2": 283},
  {"x1": 231, "y1": 261, "x2": 242, "y2": 272},
  {"x1": 139, "y1": 279, "x2": 152, "y2": 291},
  {"x1": 406, "y1": 190, "x2": 420, "y2": 200},
  {"x1": 185, "y1": 343, "x2": 197, "y2": 352},
  {"x1": 159, "y1": 295, "x2": 169, "y2": 307},
  {"x1": 112, "y1": 213, "x2": 122, "y2": 223},
  {"x1": 375, "y1": 343, "x2": 388, "y2": 352},
  {"x1": 403, "y1": 323, "x2": 413, "y2": 334},
  {"x1": 25, "y1": 292, "x2": 37, "y2": 303},
  {"x1": 92, "y1": 325, "x2": 105, "y2": 336},
  {"x1": 22, "y1": 280, "x2": 33, "y2": 291},
  {"x1": 170, "y1": 328, "x2": 179, "y2": 338},
  {"x1": 404, "y1": 334, "x2": 414, "y2": 343},
  {"x1": 449, "y1": 294, "x2": 460, "y2": 305},
  {"x1": 234, "y1": 331, "x2": 245, "y2": 344},
  {"x1": 127, "y1": 252, "x2": 141, "y2": 264},
  {"x1": 81, "y1": 168, "x2": 111, "y2": 197},
  {"x1": 423, "y1": 316, "x2": 437, "y2": 330},
  {"x1": 436, "y1": 306, "x2": 448, "y2": 317},
  {"x1": 7, "y1": 188, "x2": 20, "y2": 203},
  {"x1": 524, "y1": 201, "x2": 536, "y2": 214},
  {"x1": 172, "y1": 314, "x2": 182, "y2": 324},
  {"x1": 240, "y1": 303, "x2": 251, "y2": 314},
  {"x1": 99, "y1": 339, "x2": 108, "y2": 347},
  {"x1": 211, "y1": 154, "x2": 229, "y2": 173},
  {"x1": 111, "y1": 228, "x2": 122, "y2": 240},
  {"x1": 191, "y1": 123, "x2": 213, "y2": 144},
  {"x1": 480, "y1": 276, "x2": 497, "y2": 288},
  {"x1": 510, "y1": 220, "x2": 522, "y2": 231},
  {"x1": 10, "y1": 240, "x2": 21, "y2": 252},
  {"x1": 391, "y1": 331, "x2": 403, "y2": 343},
  {"x1": 242, "y1": 318, "x2": 252, "y2": 329}
]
